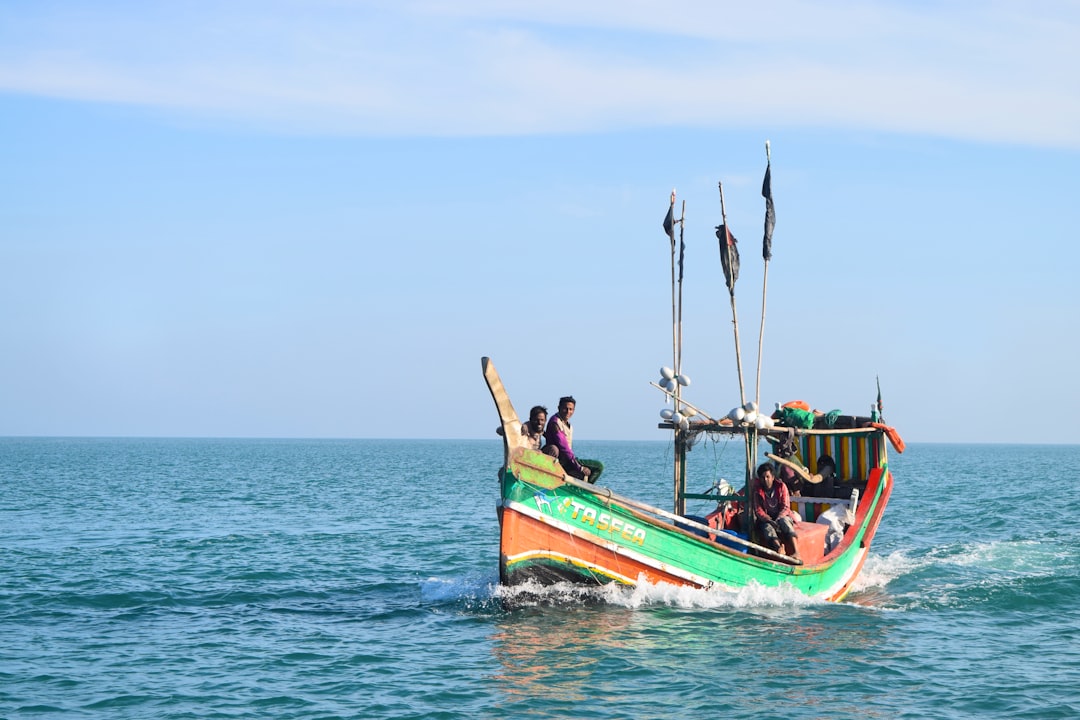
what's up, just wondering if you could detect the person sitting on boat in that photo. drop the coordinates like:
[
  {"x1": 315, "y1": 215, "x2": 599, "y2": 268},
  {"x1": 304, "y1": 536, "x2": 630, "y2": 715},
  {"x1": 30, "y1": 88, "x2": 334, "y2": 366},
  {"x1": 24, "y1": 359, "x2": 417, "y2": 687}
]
[
  {"x1": 752, "y1": 462, "x2": 800, "y2": 561},
  {"x1": 496, "y1": 406, "x2": 560, "y2": 456},
  {"x1": 769, "y1": 428, "x2": 805, "y2": 501},
  {"x1": 544, "y1": 396, "x2": 592, "y2": 481},
  {"x1": 778, "y1": 464, "x2": 803, "y2": 496},
  {"x1": 775, "y1": 464, "x2": 804, "y2": 523},
  {"x1": 816, "y1": 454, "x2": 837, "y2": 496},
  {"x1": 766, "y1": 429, "x2": 807, "y2": 521}
]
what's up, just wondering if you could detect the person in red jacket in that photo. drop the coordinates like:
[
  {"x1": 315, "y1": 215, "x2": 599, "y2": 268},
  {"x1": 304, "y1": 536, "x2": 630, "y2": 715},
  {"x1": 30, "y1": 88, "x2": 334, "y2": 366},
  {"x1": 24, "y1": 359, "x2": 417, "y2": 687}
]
[{"x1": 752, "y1": 462, "x2": 800, "y2": 561}]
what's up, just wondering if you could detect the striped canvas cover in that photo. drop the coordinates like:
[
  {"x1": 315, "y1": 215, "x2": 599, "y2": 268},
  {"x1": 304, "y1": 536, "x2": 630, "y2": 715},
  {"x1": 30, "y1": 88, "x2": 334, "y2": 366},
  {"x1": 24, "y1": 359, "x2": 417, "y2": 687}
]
[
  {"x1": 797, "y1": 432, "x2": 884, "y2": 482},
  {"x1": 788, "y1": 433, "x2": 881, "y2": 521}
]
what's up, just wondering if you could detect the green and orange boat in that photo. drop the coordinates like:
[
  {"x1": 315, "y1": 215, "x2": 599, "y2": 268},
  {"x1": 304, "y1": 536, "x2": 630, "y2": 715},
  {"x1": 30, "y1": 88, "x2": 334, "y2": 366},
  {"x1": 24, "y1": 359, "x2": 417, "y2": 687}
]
[
  {"x1": 483, "y1": 357, "x2": 903, "y2": 602},
  {"x1": 482, "y1": 153, "x2": 904, "y2": 602}
]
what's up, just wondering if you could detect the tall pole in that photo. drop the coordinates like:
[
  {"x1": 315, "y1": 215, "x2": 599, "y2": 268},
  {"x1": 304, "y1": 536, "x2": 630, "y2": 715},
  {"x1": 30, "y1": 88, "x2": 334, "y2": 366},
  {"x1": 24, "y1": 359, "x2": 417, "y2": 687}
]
[
  {"x1": 664, "y1": 190, "x2": 687, "y2": 515},
  {"x1": 675, "y1": 199, "x2": 688, "y2": 515},
  {"x1": 718, "y1": 181, "x2": 753, "y2": 506},
  {"x1": 718, "y1": 182, "x2": 747, "y2": 408},
  {"x1": 677, "y1": 199, "x2": 686, "y2": 377},
  {"x1": 668, "y1": 190, "x2": 678, "y2": 384},
  {"x1": 755, "y1": 140, "x2": 774, "y2": 410}
]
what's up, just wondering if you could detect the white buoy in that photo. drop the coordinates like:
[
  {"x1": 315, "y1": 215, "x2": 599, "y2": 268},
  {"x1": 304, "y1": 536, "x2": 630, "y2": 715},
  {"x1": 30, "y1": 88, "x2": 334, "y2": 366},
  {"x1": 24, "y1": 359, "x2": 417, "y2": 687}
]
[
  {"x1": 755, "y1": 415, "x2": 774, "y2": 430},
  {"x1": 672, "y1": 412, "x2": 684, "y2": 425},
  {"x1": 660, "y1": 366, "x2": 675, "y2": 380},
  {"x1": 743, "y1": 411, "x2": 758, "y2": 425},
  {"x1": 679, "y1": 417, "x2": 690, "y2": 431},
  {"x1": 728, "y1": 407, "x2": 746, "y2": 422},
  {"x1": 676, "y1": 374, "x2": 691, "y2": 387},
  {"x1": 681, "y1": 407, "x2": 696, "y2": 419},
  {"x1": 660, "y1": 408, "x2": 674, "y2": 420},
  {"x1": 743, "y1": 401, "x2": 758, "y2": 413},
  {"x1": 662, "y1": 378, "x2": 677, "y2": 392}
]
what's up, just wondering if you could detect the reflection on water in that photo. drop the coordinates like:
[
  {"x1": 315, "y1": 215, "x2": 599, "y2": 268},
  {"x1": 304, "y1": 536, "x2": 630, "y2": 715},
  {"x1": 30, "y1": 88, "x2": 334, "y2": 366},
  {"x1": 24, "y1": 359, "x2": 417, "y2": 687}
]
[
  {"x1": 485, "y1": 579, "x2": 899, "y2": 717},
  {"x1": 490, "y1": 602, "x2": 636, "y2": 705}
]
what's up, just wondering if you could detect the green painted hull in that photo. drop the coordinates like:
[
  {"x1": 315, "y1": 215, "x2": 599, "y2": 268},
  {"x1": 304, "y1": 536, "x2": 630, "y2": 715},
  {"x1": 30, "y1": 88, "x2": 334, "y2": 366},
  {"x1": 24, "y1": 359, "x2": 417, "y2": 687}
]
[
  {"x1": 498, "y1": 448, "x2": 892, "y2": 601},
  {"x1": 483, "y1": 355, "x2": 898, "y2": 602}
]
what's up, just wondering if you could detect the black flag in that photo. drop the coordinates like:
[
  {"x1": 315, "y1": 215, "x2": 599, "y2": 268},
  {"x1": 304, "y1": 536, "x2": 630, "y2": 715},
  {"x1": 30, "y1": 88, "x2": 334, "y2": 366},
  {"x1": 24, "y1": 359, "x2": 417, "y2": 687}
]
[
  {"x1": 876, "y1": 376, "x2": 884, "y2": 422},
  {"x1": 663, "y1": 204, "x2": 675, "y2": 240},
  {"x1": 716, "y1": 224, "x2": 739, "y2": 292},
  {"x1": 678, "y1": 233, "x2": 685, "y2": 283},
  {"x1": 762, "y1": 162, "x2": 775, "y2": 261}
]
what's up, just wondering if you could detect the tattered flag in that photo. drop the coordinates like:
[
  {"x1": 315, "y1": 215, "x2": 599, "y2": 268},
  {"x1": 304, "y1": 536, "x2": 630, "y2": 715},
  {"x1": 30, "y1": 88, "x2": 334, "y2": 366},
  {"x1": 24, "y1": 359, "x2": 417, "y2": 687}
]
[
  {"x1": 876, "y1": 375, "x2": 884, "y2": 421},
  {"x1": 762, "y1": 162, "x2": 775, "y2": 261},
  {"x1": 715, "y1": 224, "x2": 739, "y2": 292},
  {"x1": 678, "y1": 233, "x2": 685, "y2": 283},
  {"x1": 663, "y1": 204, "x2": 675, "y2": 240}
]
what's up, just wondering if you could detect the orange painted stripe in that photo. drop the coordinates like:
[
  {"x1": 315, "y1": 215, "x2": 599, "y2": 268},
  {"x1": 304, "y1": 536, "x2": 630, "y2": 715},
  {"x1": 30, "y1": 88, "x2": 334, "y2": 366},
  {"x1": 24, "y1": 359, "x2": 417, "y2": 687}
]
[{"x1": 500, "y1": 506, "x2": 700, "y2": 588}]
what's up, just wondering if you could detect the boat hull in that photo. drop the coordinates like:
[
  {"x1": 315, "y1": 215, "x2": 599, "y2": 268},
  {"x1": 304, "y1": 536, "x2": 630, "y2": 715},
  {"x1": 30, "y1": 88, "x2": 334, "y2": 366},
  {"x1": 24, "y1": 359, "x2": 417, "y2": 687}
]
[
  {"x1": 481, "y1": 355, "x2": 897, "y2": 603},
  {"x1": 498, "y1": 449, "x2": 891, "y2": 602}
]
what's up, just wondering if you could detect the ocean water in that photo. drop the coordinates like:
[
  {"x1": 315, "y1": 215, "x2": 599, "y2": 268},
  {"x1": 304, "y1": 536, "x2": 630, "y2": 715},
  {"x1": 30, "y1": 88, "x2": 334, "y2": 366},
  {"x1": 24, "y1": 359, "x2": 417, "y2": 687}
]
[{"x1": 2, "y1": 437, "x2": 1079, "y2": 719}]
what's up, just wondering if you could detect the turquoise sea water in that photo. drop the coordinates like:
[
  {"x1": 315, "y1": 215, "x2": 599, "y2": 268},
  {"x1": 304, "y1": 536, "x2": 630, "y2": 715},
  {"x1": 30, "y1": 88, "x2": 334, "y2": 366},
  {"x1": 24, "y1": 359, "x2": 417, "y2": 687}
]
[{"x1": 2, "y1": 437, "x2": 1079, "y2": 719}]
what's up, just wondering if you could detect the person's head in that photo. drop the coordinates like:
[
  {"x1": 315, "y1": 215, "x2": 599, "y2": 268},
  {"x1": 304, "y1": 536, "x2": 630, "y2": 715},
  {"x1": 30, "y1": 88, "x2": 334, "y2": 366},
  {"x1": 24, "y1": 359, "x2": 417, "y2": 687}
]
[
  {"x1": 756, "y1": 462, "x2": 776, "y2": 488},
  {"x1": 528, "y1": 405, "x2": 548, "y2": 428},
  {"x1": 558, "y1": 396, "x2": 576, "y2": 420},
  {"x1": 817, "y1": 455, "x2": 836, "y2": 478}
]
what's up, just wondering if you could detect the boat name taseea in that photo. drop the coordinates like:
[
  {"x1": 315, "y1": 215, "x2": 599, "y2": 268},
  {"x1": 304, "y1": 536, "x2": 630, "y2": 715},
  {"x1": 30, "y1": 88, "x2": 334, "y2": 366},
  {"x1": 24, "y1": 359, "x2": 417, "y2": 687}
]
[{"x1": 554, "y1": 495, "x2": 648, "y2": 546}]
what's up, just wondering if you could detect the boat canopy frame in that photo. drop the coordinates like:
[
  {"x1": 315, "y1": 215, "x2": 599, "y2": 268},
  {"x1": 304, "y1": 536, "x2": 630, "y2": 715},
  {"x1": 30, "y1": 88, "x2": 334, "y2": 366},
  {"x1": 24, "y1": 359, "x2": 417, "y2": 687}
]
[{"x1": 662, "y1": 421, "x2": 889, "y2": 535}]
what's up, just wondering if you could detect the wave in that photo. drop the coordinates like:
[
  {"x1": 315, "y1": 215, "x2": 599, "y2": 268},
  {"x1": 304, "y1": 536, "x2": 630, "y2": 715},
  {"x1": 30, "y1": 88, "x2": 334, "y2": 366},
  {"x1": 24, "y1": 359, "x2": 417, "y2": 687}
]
[
  {"x1": 425, "y1": 536, "x2": 1080, "y2": 615},
  {"x1": 845, "y1": 537, "x2": 1080, "y2": 611},
  {"x1": 424, "y1": 573, "x2": 827, "y2": 612},
  {"x1": 420, "y1": 573, "x2": 498, "y2": 603}
]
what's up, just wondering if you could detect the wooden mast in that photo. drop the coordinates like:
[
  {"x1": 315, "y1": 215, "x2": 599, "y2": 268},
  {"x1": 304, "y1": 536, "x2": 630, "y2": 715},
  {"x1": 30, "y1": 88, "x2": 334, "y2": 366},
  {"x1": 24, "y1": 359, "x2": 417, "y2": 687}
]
[
  {"x1": 665, "y1": 191, "x2": 689, "y2": 516},
  {"x1": 718, "y1": 181, "x2": 753, "y2": 493},
  {"x1": 675, "y1": 198, "x2": 687, "y2": 515},
  {"x1": 755, "y1": 140, "x2": 773, "y2": 410},
  {"x1": 718, "y1": 182, "x2": 747, "y2": 409}
]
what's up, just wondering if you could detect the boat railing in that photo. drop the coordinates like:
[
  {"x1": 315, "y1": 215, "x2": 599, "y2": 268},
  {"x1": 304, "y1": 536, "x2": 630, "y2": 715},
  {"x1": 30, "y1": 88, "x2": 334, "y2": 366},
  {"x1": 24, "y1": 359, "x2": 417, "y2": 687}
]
[
  {"x1": 791, "y1": 489, "x2": 859, "y2": 523},
  {"x1": 792, "y1": 492, "x2": 856, "y2": 509},
  {"x1": 682, "y1": 491, "x2": 743, "y2": 502},
  {"x1": 670, "y1": 422, "x2": 883, "y2": 438}
]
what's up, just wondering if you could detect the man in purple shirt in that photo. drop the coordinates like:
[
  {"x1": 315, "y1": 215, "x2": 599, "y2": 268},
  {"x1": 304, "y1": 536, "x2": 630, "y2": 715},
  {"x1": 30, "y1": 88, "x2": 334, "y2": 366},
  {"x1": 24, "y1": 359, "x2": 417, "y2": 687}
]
[{"x1": 544, "y1": 396, "x2": 591, "y2": 480}]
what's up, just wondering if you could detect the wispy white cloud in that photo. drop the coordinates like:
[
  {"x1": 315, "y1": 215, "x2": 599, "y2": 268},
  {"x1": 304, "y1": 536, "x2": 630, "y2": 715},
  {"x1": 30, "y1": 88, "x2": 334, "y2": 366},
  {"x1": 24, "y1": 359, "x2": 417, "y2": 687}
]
[{"x1": 1, "y1": 0, "x2": 1078, "y2": 145}]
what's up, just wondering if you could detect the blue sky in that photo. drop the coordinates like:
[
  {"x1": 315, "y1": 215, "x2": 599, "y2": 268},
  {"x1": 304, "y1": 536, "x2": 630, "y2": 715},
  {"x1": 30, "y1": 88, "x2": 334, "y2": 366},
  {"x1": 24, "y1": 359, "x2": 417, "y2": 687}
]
[{"x1": 1, "y1": 1, "x2": 1077, "y2": 443}]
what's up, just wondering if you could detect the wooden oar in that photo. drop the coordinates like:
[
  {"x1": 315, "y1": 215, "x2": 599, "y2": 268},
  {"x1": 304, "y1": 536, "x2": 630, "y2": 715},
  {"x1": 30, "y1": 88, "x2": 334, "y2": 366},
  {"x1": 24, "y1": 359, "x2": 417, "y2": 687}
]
[{"x1": 766, "y1": 453, "x2": 823, "y2": 485}]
